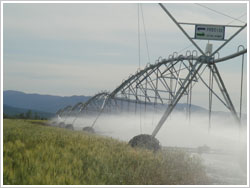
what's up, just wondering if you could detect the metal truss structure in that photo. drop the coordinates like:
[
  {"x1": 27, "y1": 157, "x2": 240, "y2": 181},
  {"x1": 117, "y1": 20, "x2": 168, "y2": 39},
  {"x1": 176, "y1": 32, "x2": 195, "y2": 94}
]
[{"x1": 55, "y1": 3, "x2": 247, "y2": 140}]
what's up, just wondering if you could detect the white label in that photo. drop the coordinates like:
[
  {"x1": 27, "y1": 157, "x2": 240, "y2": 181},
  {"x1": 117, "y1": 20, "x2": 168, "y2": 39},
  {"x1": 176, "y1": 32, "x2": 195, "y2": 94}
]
[{"x1": 195, "y1": 25, "x2": 225, "y2": 40}]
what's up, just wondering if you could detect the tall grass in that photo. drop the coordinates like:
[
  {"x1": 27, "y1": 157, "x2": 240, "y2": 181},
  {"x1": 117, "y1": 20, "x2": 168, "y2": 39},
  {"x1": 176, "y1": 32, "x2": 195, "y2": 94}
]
[{"x1": 3, "y1": 119, "x2": 209, "y2": 185}]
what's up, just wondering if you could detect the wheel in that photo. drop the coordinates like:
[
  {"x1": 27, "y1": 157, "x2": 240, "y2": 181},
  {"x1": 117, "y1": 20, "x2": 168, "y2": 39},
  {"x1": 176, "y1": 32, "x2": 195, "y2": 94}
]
[
  {"x1": 82, "y1": 126, "x2": 95, "y2": 134},
  {"x1": 128, "y1": 134, "x2": 160, "y2": 151},
  {"x1": 65, "y1": 124, "x2": 74, "y2": 130},
  {"x1": 58, "y1": 122, "x2": 65, "y2": 128}
]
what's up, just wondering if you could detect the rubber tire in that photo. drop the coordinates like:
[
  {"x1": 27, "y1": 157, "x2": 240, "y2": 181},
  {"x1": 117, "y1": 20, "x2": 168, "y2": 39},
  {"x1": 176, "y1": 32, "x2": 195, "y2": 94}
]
[
  {"x1": 65, "y1": 124, "x2": 74, "y2": 130},
  {"x1": 58, "y1": 122, "x2": 65, "y2": 128},
  {"x1": 128, "y1": 134, "x2": 160, "y2": 151},
  {"x1": 82, "y1": 126, "x2": 95, "y2": 134}
]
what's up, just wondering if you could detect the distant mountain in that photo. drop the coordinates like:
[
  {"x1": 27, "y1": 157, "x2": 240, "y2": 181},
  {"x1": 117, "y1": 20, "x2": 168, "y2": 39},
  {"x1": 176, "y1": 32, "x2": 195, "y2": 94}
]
[
  {"x1": 3, "y1": 90, "x2": 208, "y2": 114},
  {"x1": 3, "y1": 104, "x2": 54, "y2": 119},
  {"x1": 3, "y1": 90, "x2": 91, "y2": 113},
  {"x1": 173, "y1": 103, "x2": 207, "y2": 113},
  {"x1": 4, "y1": 90, "x2": 242, "y2": 120}
]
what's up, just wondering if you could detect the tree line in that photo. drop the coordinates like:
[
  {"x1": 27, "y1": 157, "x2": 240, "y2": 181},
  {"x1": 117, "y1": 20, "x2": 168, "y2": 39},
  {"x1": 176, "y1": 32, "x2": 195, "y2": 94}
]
[{"x1": 3, "y1": 110, "x2": 47, "y2": 120}]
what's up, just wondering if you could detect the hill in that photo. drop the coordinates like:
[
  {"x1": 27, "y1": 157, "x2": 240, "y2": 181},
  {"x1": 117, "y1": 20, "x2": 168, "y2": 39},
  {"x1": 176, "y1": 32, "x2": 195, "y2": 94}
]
[
  {"x1": 4, "y1": 90, "x2": 242, "y2": 120},
  {"x1": 3, "y1": 90, "x2": 90, "y2": 113},
  {"x1": 3, "y1": 119, "x2": 209, "y2": 185},
  {"x1": 3, "y1": 90, "x2": 208, "y2": 114}
]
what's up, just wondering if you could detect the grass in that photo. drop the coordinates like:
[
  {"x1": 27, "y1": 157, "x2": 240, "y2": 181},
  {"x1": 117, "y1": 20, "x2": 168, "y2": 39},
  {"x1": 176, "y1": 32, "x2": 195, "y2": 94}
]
[{"x1": 3, "y1": 119, "x2": 209, "y2": 185}]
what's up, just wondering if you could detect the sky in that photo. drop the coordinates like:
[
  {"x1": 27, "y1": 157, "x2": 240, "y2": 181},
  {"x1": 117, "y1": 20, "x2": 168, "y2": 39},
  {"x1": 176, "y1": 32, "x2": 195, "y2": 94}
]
[{"x1": 2, "y1": 2, "x2": 248, "y2": 112}]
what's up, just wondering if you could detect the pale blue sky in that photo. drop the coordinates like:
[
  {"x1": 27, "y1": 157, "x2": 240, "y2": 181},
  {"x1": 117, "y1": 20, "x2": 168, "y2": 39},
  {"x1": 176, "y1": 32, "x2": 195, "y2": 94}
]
[{"x1": 3, "y1": 2, "x2": 248, "y2": 112}]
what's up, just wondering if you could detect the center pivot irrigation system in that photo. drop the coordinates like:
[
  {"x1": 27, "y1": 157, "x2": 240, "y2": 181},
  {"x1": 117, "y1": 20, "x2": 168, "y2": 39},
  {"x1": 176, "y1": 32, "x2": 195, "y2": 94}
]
[{"x1": 53, "y1": 3, "x2": 247, "y2": 150}]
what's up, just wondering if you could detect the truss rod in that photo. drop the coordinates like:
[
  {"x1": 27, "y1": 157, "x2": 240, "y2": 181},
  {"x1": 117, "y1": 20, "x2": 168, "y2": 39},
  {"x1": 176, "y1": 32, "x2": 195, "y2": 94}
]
[
  {"x1": 159, "y1": 3, "x2": 205, "y2": 56},
  {"x1": 147, "y1": 75, "x2": 164, "y2": 104},
  {"x1": 124, "y1": 92, "x2": 170, "y2": 102},
  {"x1": 210, "y1": 64, "x2": 240, "y2": 124},
  {"x1": 136, "y1": 84, "x2": 152, "y2": 102},
  {"x1": 156, "y1": 69, "x2": 175, "y2": 98},
  {"x1": 208, "y1": 64, "x2": 214, "y2": 131},
  {"x1": 196, "y1": 67, "x2": 229, "y2": 108},
  {"x1": 91, "y1": 95, "x2": 109, "y2": 128},
  {"x1": 152, "y1": 59, "x2": 204, "y2": 137},
  {"x1": 211, "y1": 24, "x2": 247, "y2": 56},
  {"x1": 239, "y1": 50, "x2": 245, "y2": 120}
]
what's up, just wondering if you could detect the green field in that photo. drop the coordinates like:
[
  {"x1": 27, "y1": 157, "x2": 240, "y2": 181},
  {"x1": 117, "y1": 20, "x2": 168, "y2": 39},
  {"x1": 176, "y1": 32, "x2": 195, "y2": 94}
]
[{"x1": 3, "y1": 119, "x2": 209, "y2": 185}]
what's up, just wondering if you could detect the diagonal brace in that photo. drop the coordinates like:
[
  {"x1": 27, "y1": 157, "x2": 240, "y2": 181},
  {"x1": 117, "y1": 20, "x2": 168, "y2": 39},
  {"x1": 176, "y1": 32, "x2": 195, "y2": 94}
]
[{"x1": 152, "y1": 59, "x2": 204, "y2": 137}]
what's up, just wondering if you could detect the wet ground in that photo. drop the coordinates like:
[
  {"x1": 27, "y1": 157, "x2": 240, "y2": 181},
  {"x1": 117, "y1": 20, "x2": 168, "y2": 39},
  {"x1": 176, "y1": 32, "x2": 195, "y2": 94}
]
[
  {"x1": 202, "y1": 152, "x2": 247, "y2": 185},
  {"x1": 162, "y1": 145, "x2": 247, "y2": 185}
]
